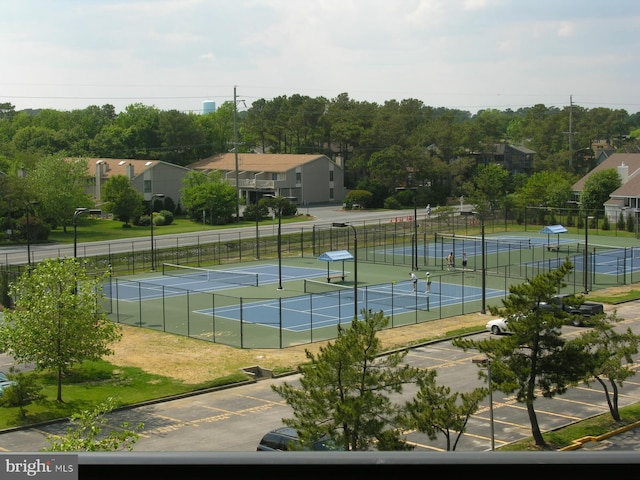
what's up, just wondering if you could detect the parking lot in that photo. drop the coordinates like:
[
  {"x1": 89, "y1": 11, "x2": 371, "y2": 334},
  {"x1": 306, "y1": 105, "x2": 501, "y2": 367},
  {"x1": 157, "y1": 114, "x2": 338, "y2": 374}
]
[{"x1": 0, "y1": 300, "x2": 639, "y2": 453}]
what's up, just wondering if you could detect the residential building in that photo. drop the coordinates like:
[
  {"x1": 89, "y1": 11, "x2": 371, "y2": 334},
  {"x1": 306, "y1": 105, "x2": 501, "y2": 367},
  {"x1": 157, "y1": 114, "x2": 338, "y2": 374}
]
[
  {"x1": 69, "y1": 157, "x2": 191, "y2": 209},
  {"x1": 571, "y1": 153, "x2": 640, "y2": 223},
  {"x1": 476, "y1": 144, "x2": 536, "y2": 175},
  {"x1": 187, "y1": 153, "x2": 346, "y2": 205}
]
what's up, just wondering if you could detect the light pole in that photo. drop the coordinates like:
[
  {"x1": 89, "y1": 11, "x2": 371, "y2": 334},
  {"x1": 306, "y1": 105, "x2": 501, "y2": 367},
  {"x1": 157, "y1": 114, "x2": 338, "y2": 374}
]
[
  {"x1": 395, "y1": 186, "x2": 418, "y2": 270},
  {"x1": 584, "y1": 213, "x2": 594, "y2": 294},
  {"x1": 74, "y1": 208, "x2": 102, "y2": 258},
  {"x1": 332, "y1": 222, "x2": 358, "y2": 319},
  {"x1": 472, "y1": 210, "x2": 486, "y2": 314},
  {"x1": 276, "y1": 205, "x2": 282, "y2": 290},
  {"x1": 25, "y1": 201, "x2": 39, "y2": 271},
  {"x1": 472, "y1": 356, "x2": 494, "y2": 451},
  {"x1": 150, "y1": 193, "x2": 165, "y2": 271},
  {"x1": 481, "y1": 214, "x2": 486, "y2": 313},
  {"x1": 266, "y1": 195, "x2": 283, "y2": 290}
]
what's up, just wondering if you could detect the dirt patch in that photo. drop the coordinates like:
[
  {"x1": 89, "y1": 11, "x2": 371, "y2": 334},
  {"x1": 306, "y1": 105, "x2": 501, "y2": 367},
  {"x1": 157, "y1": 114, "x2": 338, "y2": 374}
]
[
  {"x1": 107, "y1": 285, "x2": 634, "y2": 385},
  {"x1": 108, "y1": 313, "x2": 488, "y2": 385}
]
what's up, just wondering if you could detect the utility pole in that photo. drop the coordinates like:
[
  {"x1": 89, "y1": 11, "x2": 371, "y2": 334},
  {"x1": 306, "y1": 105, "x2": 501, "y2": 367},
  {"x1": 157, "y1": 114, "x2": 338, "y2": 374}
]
[
  {"x1": 233, "y1": 86, "x2": 240, "y2": 223},
  {"x1": 564, "y1": 95, "x2": 577, "y2": 167}
]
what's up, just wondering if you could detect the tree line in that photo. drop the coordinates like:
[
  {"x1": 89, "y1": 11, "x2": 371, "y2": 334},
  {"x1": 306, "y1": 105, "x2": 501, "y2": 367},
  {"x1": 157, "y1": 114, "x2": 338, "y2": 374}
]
[{"x1": 1, "y1": 95, "x2": 639, "y2": 236}]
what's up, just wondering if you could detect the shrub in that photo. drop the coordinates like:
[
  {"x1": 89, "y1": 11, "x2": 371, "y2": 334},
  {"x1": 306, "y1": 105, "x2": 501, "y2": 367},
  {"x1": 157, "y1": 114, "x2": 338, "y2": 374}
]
[
  {"x1": 159, "y1": 210, "x2": 174, "y2": 225},
  {"x1": 383, "y1": 196, "x2": 402, "y2": 209},
  {"x1": 136, "y1": 215, "x2": 151, "y2": 227}
]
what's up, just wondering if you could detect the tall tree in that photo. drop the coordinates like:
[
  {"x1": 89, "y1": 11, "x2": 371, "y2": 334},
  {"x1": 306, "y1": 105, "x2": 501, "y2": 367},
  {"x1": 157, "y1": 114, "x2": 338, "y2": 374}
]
[
  {"x1": 572, "y1": 312, "x2": 640, "y2": 421},
  {"x1": 0, "y1": 258, "x2": 122, "y2": 402},
  {"x1": 180, "y1": 170, "x2": 237, "y2": 224},
  {"x1": 272, "y1": 310, "x2": 423, "y2": 451},
  {"x1": 580, "y1": 168, "x2": 622, "y2": 214},
  {"x1": 453, "y1": 259, "x2": 591, "y2": 449},
  {"x1": 27, "y1": 155, "x2": 95, "y2": 232},
  {"x1": 102, "y1": 174, "x2": 144, "y2": 227}
]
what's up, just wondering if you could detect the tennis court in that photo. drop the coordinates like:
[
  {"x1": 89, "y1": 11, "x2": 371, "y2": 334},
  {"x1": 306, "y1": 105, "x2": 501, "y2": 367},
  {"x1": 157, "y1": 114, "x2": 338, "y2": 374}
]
[
  {"x1": 104, "y1": 260, "x2": 506, "y2": 339},
  {"x1": 190, "y1": 277, "x2": 505, "y2": 333},
  {"x1": 106, "y1": 263, "x2": 346, "y2": 301},
  {"x1": 537, "y1": 245, "x2": 640, "y2": 276}
]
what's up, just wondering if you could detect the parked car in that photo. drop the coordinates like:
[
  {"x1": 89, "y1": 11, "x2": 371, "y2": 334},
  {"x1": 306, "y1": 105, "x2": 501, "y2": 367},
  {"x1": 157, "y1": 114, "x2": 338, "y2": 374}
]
[
  {"x1": 257, "y1": 427, "x2": 341, "y2": 451},
  {"x1": 486, "y1": 317, "x2": 512, "y2": 335},
  {"x1": 0, "y1": 372, "x2": 17, "y2": 396},
  {"x1": 538, "y1": 294, "x2": 605, "y2": 326}
]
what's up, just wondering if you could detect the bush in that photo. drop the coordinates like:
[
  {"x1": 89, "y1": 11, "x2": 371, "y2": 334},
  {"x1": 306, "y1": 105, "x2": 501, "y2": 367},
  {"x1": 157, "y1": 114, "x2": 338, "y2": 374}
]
[
  {"x1": 159, "y1": 210, "x2": 174, "y2": 225},
  {"x1": 136, "y1": 215, "x2": 151, "y2": 227},
  {"x1": 153, "y1": 214, "x2": 166, "y2": 226},
  {"x1": 244, "y1": 203, "x2": 269, "y2": 221},
  {"x1": 383, "y1": 197, "x2": 402, "y2": 209},
  {"x1": 163, "y1": 197, "x2": 176, "y2": 214}
]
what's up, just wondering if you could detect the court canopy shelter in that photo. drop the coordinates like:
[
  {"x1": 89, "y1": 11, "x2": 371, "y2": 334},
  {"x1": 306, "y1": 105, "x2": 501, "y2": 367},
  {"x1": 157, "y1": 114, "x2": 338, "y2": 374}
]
[
  {"x1": 318, "y1": 250, "x2": 353, "y2": 282},
  {"x1": 540, "y1": 224, "x2": 568, "y2": 250}
]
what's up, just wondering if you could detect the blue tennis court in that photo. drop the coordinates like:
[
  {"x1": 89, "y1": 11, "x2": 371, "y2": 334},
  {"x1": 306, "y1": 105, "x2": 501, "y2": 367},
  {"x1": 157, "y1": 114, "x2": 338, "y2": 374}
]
[
  {"x1": 540, "y1": 246, "x2": 640, "y2": 275},
  {"x1": 385, "y1": 235, "x2": 579, "y2": 258},
  {"x1": 106, "y1": 264, "x2": 344, "y2": 301},
  {"x1": 194, "y1": 280, "x2": 506, "y2": 332}
]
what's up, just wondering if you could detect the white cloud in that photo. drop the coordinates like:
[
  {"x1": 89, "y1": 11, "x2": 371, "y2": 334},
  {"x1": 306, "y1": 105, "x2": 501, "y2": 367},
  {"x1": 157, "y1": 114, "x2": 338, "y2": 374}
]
[{"x1": 0, "y1": 0, "x2": 638, "y2": 114}]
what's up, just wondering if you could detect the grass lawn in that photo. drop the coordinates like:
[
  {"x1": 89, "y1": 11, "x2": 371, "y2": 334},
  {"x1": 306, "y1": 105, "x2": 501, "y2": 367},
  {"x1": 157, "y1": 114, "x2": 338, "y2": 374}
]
[{"x1": 47, "y1": 213, "x2": 314, "y2": 244}]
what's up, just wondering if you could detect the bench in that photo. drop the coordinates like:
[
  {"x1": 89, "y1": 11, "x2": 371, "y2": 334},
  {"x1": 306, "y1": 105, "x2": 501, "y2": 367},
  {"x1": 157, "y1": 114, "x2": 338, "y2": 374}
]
[
  {"x1": 547, "y1": 244, "x2": 561, "y2": 252},
  {"x1": 327, "y1": 274, "x2": 346, "y2": 282}
]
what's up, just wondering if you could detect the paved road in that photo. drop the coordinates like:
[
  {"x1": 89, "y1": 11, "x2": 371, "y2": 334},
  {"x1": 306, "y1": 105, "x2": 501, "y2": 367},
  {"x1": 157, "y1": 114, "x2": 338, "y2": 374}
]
[
  {"x1": 0, "y1": 204, "x2": 424, "y2": 265},
  {"x1": 0, "y1": 301, "x2": 639, "y2": 453}
]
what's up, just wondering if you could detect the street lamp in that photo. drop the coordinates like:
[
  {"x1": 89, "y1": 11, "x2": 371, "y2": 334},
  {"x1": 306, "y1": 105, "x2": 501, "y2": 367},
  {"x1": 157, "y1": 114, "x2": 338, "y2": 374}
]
[
  {"x1": 74, "y1": 208, "x2": 102, "y2": 258},
  {"x1": 395, "y1": 186, "x2": 419, "y2": 270},
  {"x1": 472, "y1": 210, "x2": 486, "y2": 314},
  {"x1": 472, "y1": 356, "x2": 495, "y2": 451},
  {"x1": 584, "y1": 213, "x2": 594, "y2": 294},
  {"x1": 265, "y1": 195, "x2": 284, "y2": 290},
  {"x1": 332, "y1": 222, "x2": 358, "y2": 319},
  {"x1": 150, "y1": 193, "x2": 165, "y2": 271},
  {"x1": 25, "y1": 201, "x2": 39, "y2": 271}
]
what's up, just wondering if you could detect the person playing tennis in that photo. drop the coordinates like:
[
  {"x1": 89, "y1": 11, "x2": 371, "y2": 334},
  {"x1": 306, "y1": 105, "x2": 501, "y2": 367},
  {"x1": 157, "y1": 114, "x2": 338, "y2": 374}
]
[{"x1": 410, "y1": 272, "x2": 418, "y2": 291}]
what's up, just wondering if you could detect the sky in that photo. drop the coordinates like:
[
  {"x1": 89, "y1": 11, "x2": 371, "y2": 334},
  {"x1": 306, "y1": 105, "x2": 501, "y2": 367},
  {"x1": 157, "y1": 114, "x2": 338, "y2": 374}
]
[{"x1": 2, "y1": 0, "x2": 640, "y2": 115}]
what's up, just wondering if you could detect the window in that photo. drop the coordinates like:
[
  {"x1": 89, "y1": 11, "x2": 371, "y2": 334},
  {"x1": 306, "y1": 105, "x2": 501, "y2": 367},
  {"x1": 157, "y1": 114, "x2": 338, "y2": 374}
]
[
  {"x1": 296, "y1": 172, "x2": 301, "y2": 183},
  {"x1": 144, "y1": 180, "x2": 152, "y2": 193},
  {"x1": 329, "y1": 170, "x2": 334, "y2": 182}
]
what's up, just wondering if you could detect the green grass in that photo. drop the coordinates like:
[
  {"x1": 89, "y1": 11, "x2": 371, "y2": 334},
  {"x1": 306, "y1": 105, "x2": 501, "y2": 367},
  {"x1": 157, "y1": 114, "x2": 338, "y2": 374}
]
[
  {"x1": 0, "y1": 361, "x2": 249, "y2": 430},
  {"x1": 47, "y1": 214, "x2": 314, "y2": 244},
  {"x1": 589, "y1": 290, "x2": 640, "y2": 304},
  {"x1": 499, "y1": 403, "x2": 640, "y2": 451}
]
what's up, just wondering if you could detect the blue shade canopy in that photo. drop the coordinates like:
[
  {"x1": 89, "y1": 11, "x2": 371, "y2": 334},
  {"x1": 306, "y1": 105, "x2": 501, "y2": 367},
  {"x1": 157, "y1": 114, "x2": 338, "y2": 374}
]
[
  {"x1": 318, "y1": 250, "x2": 354, "y2": 262},
  {"x1": 540, "y1": 225, "x2": 568, "y2": 234}
]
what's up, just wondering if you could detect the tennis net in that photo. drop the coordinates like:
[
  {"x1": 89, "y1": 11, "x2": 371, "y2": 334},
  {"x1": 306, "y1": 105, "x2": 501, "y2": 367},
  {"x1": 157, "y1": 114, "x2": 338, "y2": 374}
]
[
  {"x1": 162, "y1": 263, "x2": 259, "y2": 286},
  {"x1": 362, "y1": 285, "x2": 428, "y2": 310},
  {"x1": 304, "y1": 279, "x2": 427, "y2": 310},
  {"x1": 304, "y1": 278, "x2": 355, "y2": 297},
  {"x1": 436, "y1": 233, "x2": 532, "y2": 250}
]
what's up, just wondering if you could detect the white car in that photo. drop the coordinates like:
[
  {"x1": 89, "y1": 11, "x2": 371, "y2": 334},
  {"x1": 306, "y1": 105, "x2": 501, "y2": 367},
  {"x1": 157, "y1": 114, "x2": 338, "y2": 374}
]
[{"x1": 486, "y1": 317, "x2": 511, "y2": 335}]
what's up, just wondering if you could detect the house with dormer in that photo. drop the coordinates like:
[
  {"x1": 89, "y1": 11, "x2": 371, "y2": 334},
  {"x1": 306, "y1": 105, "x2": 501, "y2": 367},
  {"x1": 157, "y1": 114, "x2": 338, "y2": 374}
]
[
  {"x1": 68, "y1": 157, "x2": 192, "y2": 209},
  {"x1": 571, "y1": 153, "x2": 640, "y2": 222}
]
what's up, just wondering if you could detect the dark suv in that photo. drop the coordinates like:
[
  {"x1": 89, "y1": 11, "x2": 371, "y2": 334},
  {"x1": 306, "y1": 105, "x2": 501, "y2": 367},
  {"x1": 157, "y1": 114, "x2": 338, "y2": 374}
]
[{"x1": 257, "y1": 427, "x2": 340, "y2": 451}]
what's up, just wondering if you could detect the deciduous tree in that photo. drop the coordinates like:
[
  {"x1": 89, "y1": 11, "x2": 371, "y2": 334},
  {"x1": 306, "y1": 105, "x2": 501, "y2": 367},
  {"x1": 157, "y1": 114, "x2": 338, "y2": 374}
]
[
  {"x1": 0, "y1": 258, "x2": 122, "y2": 402},
  {"x1": 102, "y1": 174, "x2": 144, "y2": 227}
]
